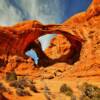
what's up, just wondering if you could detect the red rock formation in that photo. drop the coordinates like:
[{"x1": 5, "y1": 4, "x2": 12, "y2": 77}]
[
  {"x1": 0, "y1": 0, "x2": 99, "y2": 66},
  {"x1": 0, "y1": 20, "x2": 83, "y2": 57},
  {"x1": 0, "y1": 21, "x2": 83, "y2": 66},
  {"x1": 0, "y1": 94, "x2": 8, "y2": 100},
  {"x1": 0, "y1": 1, "x2": 100, "y2": 100}
]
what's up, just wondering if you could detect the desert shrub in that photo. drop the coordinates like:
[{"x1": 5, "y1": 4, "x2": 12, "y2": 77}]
[
  {"x1": 9, "y1": 77, "x2": 35, "y2": 90},
  {"x1": 79, "y1": 82, "x2": 100, "y2": 100},
  {"x1": 16, "y1": 88, "x2": 32, "y2": 96},
  {"x1": 5, "y1": 71, "x2": 17, "y2": 82},
  {"x1": 18, "y1": 77, "x2": 35, "y2": 87},
  {"x1": 9, "y1": 80, "x2": 24, "y2": 89},
  {"x1": 60, "y1": 84, "x2": 73, "y2": 96}
]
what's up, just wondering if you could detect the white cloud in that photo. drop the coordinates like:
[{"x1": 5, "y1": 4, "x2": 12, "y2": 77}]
[
  {"x1": 0, "y1": 0, "x2": 22, "y2": 25},
  {"x1": 13, "y1": 0, "x2": 64, "y2": 24},
  {"x1": 0, "y1": 0, "x2": 65, "y2": 49}
]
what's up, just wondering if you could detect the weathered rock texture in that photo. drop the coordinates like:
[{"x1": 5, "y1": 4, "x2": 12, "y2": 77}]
[
  {"x1": 0, "y1": 0, "x2": 100, "y2": 100},
  {"x1": 0, "y1": 19, "x2": 82, "y2": 57},
  {"x1": 0, "y1": 19, "x2": 83, "y2": 67}
]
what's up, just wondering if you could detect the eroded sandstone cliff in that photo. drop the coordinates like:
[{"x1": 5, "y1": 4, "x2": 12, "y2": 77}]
[{"x1": 0, "y1": 0, "x2": 100, "y2": 100}]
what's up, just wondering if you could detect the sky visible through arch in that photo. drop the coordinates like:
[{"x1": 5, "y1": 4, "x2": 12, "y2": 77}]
[{"x1": 0, "y1": 0, "x2": 92, "y2": 64}]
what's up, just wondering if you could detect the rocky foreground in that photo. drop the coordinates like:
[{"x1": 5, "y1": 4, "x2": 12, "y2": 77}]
[{"x1": 0, "y1": 0, "x2": 100, "y2": 100}]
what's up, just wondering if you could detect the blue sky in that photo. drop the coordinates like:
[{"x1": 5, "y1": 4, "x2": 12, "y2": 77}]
[{"x1": 0, "y1": 0, "x2": 92, "y2": 63}]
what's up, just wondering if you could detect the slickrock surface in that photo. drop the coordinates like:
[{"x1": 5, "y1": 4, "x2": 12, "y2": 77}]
[{"x1": 0, "y1": 0, "x2": 100, "y2": 100}]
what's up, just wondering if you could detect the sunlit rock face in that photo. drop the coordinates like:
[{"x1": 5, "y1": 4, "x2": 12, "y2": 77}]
[{"x1": 45, "y1": 35, "x2": 71, "y2": 59}]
